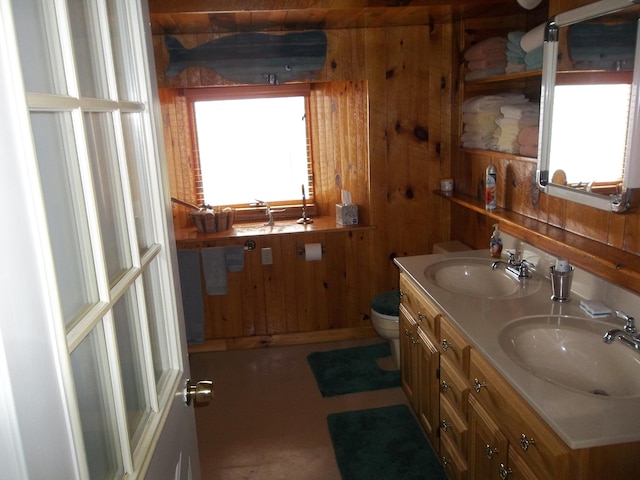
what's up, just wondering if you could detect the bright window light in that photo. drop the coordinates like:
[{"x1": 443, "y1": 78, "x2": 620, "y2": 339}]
[
  {"x1": 193, "y1": 96, "x2": 310, "y2": 206},
  {"x1": 549, "y1": 83, "x2": 630, "y2": 185}
]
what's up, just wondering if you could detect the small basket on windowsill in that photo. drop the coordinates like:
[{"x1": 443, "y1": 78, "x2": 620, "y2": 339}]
[{"x1": 190, "y1": 207, "x2": 235, "y2": 233}]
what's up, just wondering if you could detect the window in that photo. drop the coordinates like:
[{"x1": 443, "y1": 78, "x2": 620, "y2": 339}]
[
  {"x1": 549, "y1": 83, "x2": 630, "y2": 186},
  {"x1": 187, "y1": 85, "x2": 314, "y2": 221}
]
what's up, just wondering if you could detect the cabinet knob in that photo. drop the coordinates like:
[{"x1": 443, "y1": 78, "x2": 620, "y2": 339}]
[
  {"x1": 399, "y1": 290, "x2": 405, "y2": 298},
  {"x1": 520, "y1": 433, "x2": 536, "y2": 451},
  {"x1": 473, "y1": 378, "x2": 487, "y2": 393},
  {"x1": 440, "y1": 380, "x2": 449, "y2": 393},
  {"x1": 441, "y1": 419, "x2": 450, "y2": 432},
  {"x1": 441, "y1": 339, "x2": 453, "y2": 351},
  {"x1": 499, "y1": 463, "x2": 512, "y2": 480},
  {"x1": 411, "y1": 337, "x2": 418, "y2": 347},
  {"x1": 485, "y1": 444, "x2": 499, "y2": 459},
  {"x1": 404, "y1": 328, "x2": 411, "y2": 337},
  {"x1": 418, "y1": 312, "x2": 425, "y2": 322}
]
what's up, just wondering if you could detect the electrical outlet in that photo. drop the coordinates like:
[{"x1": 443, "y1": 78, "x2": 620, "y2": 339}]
[{"x1": 261, "y1": 247, "x2": 273, "y2": 265}]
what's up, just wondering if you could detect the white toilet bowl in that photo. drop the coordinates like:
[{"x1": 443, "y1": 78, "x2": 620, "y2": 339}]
[{"x1": 370, "y1": 291, "x2": 400, "y2": 368}]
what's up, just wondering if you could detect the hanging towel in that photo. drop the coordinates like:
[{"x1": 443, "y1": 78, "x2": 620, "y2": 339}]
[
  {"x1": 225, "y1": 245, "x2": 245, "y2": 272},
  {"x1": 201, "y1": 247, "x2": 228, "y2": 295},
  {"x1": 177, "y1": 250, "x2": 205, "y2": 344}
]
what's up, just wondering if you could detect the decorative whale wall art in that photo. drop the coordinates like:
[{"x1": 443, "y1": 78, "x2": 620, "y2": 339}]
[{"x1": 164, "y1": 31, "x2": 328, "y2": 85}]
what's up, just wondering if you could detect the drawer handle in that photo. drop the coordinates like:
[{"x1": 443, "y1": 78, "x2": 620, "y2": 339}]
[
  {"x1": 499, "y1": 463, "x2": 512, "y2": 480},
  {"x1": 440, "y1": 419, "x2": 450, "y2": 432},
  {"x1": 399, "y1": 290, "x2": 405, "y2": 298},
  {"x1": 411, "y1": 337, "x2": 418, "y2": 347},
  {"x1": 473, "y1": 378, "x2": 487, "y2": 393},
  {"x1": 520, "y1": 433, "x2": 535, "y2": 451},
  {"x1": 485, "y1": 444, "x2": 499, "y2": 459},
  {"x1": 440, "y1": 380, "x2": 449, "y2": 393},
  {"x1": 442, "y1": 339, "x2": 453, "y2": 351},
  {"x1": 418, "y1": 312, "x2": 425, "y2": 322},
  {"x1": 404, "y1": 328, "x2": 411, "y2": 337},
  {"x1": 441, "y1": 456, "x2": 449, "y2": 469}
]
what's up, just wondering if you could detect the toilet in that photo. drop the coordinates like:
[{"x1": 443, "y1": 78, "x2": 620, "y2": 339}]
[{"x1": 370, "y1": 290, "x2": 401, "y2": 368}]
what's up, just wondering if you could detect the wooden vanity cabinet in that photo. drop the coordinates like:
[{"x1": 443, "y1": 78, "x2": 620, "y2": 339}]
[
  {"x1": 399, "y1": 304, "x2": 418, "y2": 408},
  {"x1": 469, "y1": 348, "x2": 570, "y2": 480},
  {"x1": 399, "y1": 273, "x2": 441, "y2": 450}
]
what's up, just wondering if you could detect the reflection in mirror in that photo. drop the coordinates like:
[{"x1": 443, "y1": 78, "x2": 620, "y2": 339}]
[{"x1": 538, "y1": 0, "x2": 640, "y2": 212}]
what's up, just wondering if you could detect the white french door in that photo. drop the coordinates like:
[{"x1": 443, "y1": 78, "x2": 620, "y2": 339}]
[{"x1": 0, "y1": 0, "x2": 200, "y2": 479}]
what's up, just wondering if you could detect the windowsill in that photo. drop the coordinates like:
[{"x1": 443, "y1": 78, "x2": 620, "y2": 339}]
[{"x1": 175, "y1": 216, "x2": 374, "y2": 247}]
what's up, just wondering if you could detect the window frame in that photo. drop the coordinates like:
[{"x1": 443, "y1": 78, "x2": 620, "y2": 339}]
[{"x1": 185, "y1": 84, "x2": 317, "y2": 223}]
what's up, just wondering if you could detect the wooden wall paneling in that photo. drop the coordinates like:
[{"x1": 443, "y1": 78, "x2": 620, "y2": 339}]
[{"x1": 263, "y1": 235, "x2": 288, "y2": 334}]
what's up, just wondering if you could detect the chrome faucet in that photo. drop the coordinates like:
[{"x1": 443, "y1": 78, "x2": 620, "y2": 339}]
[
  {"x1": 491, "y1": 251, "x2": 533, "y2": 278},
  {"x1": 603, "y1": 311, "x2": 640, "y2": 351},
  {"x1": 250, "y1": 199, "x2": 285, "y2": 226}
]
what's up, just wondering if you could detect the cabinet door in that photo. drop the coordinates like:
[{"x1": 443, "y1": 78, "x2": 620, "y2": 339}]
[
  {"x1": 439, "y1": 315, "x2": 470, "y2": 375},
  {"x1": 507, "y1": 445, "x2": 544, "y2": 480},
  {"x1": 468, "y1": 395, "x2": 508, "y2": 480},
  {"x1": 399, "y1": 304, "x2": 418, "y2": 407},
  {"x1": 400, "y1": 273, "x2": 440, "y2": 336},
  {"x1": 417, "y1": 328, "x2": 440, "y2": 449}
]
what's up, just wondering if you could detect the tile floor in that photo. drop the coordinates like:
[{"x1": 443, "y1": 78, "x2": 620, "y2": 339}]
[{"x1": 188, "y1": 337, "x2": 410, "y2": 480}]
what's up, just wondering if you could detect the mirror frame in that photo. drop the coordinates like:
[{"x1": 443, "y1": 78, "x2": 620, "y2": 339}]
[{"x1": 537, "y1": 0, "x2": 640, "y2": 212}]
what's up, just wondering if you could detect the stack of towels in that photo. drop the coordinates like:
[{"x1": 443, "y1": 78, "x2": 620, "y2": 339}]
[
  {"x1": 568, "y1": 21, "x2": 637, "y2": 70},
  {"x1": 461, "y1": 94, "x2": 530, "y2": 150},
  {"x1": 490, "y1": 102, "x2": 540, "y2": 154},
  {"x1": 520, "y1": 23, "x2": 545, "y2": 71},
  {"x1": 517, "y1": 125, "x2": 539, "y2": 158},
  {"x1": 506, "y1": 31, "x2": 526, "y2": 74},
  {"x1": 464, "y1": 23, "x2": 546, "y2": 79},
  {"x1": 462, "y1": 93, "x2": 540, "y2": 157},
  {"x1": 464, "y1": 37, "x2": 507, "y2": 80}
]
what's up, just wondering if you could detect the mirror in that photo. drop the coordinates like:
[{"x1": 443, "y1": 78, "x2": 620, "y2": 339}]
[{"x1": 537, "y1": 0, "x2": 640, "y2": 212}]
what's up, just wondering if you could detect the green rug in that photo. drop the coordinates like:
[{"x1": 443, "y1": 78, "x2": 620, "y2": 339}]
[
  {"x1": 307, "y1": 343, "x2": 400, "y2": 397},
  {"x1": 328, "y1": 404, "x2": 447, "y2": 480}
]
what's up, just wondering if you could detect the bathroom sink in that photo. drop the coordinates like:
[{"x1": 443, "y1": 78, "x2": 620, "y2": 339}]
[
  {"x1": 423, "y1": 257, "x2": 540, "y2": 299},
  {"x1": 498, "y1": 315, "x2": 640, "y2": 397}
]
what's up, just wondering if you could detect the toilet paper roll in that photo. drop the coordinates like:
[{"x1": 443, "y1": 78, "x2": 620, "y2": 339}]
[{"x1": 305, "y1": 243, "x2": 322, "y2": 261}]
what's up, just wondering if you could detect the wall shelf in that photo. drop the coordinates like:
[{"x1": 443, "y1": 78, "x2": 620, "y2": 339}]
[{"x1": 436, "y1": 189, "x2": 640, "y2": 293}]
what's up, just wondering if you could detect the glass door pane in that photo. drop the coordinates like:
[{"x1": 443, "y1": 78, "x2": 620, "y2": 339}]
[
  {"x1": 84, "y1": 112, "x2": 133, "y2": 284},
  {"x1": 66, "y1": 0, "x2": 109, "y2": 98},
  {"x1": 105, "y1": 0, "x2": 140, "y2": 101},
  {"x1": 71, "y1": 326, "x2": 124, "y2": 480},
  {"x1": 11, "y1": 0, "x2": 67, "y2": 94},
  {"x1": 30, "y1": 112, "x2": 99, "y2": 326},
  {"x1": 122, "y1": 113, "x2": 155, "y2": 253},
  {"x1": 112, "y1": 287, "x2": 151, "y2": 448}
]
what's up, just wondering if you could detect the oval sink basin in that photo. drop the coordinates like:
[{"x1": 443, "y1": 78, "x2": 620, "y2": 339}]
[
  {"x1": 423, "y1": 257, "x2": 540, "y2": 299},
  {"x1": 499, "y1": 315, "x2": 640, "y2": 397}
]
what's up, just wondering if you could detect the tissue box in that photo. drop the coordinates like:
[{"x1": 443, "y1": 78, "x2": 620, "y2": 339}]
[{"x1": 336, "y1": 204, "x2": 358, "y2": 225}]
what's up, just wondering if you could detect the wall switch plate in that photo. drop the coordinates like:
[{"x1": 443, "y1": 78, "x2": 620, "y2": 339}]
[{"x1": 261, "y1": 247, "x2": 273, "y2": 265}]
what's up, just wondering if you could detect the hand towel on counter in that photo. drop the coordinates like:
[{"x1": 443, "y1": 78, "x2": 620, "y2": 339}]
[
  {"x1": 177, "y1": 249, "x2": 205, "y2": 344},
  {"x1": 201, "y1": 247, "x2": 228, "y2": 295},
  {"x1": 224, "y1": 245, "x2": 245, "y2": 272}
]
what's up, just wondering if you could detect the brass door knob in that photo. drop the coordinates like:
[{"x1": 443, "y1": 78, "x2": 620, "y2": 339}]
[{"x1": 184, "y1": 379, "x2": 214, "y2": 406}]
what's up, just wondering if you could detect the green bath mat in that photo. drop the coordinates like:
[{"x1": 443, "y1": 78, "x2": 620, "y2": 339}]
[
  {"x1": 307, "y1": 342, "x2": 400, "y2": 397},
  {"x1": 328, "y1": 404, "x2": 446, "y2": 480}
]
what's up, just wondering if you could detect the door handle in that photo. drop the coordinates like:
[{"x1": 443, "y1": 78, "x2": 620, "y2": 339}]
[{"x1": 184, "y1": 379, "x2": 214, "y2": 406}]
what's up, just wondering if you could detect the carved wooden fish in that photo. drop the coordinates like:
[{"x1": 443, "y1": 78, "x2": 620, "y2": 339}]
[{"x1": 164, "y1": 31, "x2": 327, "y2": 84}]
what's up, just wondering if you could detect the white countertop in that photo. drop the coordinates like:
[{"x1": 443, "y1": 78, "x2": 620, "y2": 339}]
[{"x1": 394, "y1": 249, "x2": 640, "y2": 449}]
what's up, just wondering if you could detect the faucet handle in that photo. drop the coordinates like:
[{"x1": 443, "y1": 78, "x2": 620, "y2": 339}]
[
  {"x1": 506, "y1": 251, "x2": 516, "y2": 264},
  {"x1": 616, "y1": 310, "x2": 636, "y2": 333}
]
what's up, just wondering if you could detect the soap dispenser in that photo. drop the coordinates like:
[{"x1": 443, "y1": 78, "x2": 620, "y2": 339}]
[{"x1": 490, "y1": 223, "x2": 503, "y2": 258}]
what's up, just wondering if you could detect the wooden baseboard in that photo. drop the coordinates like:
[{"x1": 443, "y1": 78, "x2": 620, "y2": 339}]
[{"x1": 187, "y1": 326, "x2": 378, "y2": 353}]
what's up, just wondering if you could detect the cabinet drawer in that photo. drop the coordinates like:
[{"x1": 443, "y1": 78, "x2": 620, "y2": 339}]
[
  {"x1": 440, "y1": 394, "x2": 468, "y2": 454},
  {"x1": 439, "y1": 315, "x2": 470, "y2": 375},
  {"x1": 400, "y1": 273, "x2": 439, "y2": 337},
  {"x1": 469, "y1": 349, "x2": 569, "y2": 480},
  {"x1": 440, "y1": 355, "x2": 469, "y2": 416},
  {"x1": 440, "y1": 432, "x2": 468, "y2": 480}
]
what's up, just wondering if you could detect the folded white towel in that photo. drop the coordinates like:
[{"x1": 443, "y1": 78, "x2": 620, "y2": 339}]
[
  {"x1": 462, "y1": 94, "x2": 528, "y2": 113},
  {"x1": 520, "y1": 22, "x2": 546, "y2": 53},
  {"x1": 500, "y1": 103, "x2": 540, "y2": 119}
]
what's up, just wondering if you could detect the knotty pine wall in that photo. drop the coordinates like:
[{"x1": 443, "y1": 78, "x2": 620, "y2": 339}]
[{"x1": 155, "y1": 26, "x2": 454, "y2": 349}]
